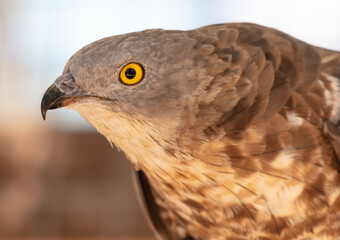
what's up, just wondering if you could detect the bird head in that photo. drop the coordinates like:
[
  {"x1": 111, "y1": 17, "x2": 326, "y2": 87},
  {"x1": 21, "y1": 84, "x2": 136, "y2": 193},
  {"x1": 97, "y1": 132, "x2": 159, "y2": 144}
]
[{"x1": 41, "y1": 29, "x2": 229, "y2": 159}]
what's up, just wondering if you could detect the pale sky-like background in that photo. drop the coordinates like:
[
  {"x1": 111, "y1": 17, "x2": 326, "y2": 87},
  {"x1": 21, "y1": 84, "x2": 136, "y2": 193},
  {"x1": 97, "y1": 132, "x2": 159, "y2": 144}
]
[{"x1": 1, "y1": 0, "x2": 340, "y2": 130}]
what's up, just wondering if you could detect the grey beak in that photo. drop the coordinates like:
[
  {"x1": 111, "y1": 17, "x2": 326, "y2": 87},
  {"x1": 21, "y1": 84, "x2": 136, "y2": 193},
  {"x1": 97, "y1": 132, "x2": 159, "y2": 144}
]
[{"x1": 41, "y1": 73, "x2": 84, "y2": 120}]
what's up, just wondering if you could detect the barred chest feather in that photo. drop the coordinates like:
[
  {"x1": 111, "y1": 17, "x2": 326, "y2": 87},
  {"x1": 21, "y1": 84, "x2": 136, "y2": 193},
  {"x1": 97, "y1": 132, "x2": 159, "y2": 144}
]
[
  {"x1": 146, "y1": 115, "x2": 340, "y2": 240},
  {"x1": 151, "y1": 75, "x2": 340, "y2": 240}
]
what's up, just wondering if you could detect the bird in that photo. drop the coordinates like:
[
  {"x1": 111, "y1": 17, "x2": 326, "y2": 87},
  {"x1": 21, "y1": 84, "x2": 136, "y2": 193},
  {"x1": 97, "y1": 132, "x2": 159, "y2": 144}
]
[{"x1": 41, "y1": 23, "x2": 340, "y2": 239}]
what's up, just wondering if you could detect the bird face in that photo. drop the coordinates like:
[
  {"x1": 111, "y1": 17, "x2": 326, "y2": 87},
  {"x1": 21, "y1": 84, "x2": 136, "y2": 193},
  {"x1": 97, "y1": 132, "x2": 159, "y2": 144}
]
[{"x1": 42, "y1": 30, "x2": 209, "y2": 145}]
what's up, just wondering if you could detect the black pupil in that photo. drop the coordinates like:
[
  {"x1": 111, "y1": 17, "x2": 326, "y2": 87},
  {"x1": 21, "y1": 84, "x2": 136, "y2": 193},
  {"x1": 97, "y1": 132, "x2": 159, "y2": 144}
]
[{"x1": 125, "y1": 68, "x2": 136, "y2": 79}]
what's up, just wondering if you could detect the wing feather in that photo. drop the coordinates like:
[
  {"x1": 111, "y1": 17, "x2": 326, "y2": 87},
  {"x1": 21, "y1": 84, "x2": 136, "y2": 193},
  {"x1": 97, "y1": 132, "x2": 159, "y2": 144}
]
[{"x1": 133, "y1": 170, "x2": 194, "y2": 240}]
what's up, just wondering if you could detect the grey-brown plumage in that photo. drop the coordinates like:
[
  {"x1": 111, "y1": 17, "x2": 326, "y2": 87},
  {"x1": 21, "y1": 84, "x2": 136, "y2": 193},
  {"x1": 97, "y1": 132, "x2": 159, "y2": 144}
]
[{"x1": 41, "y1": 23, "x2": 340, "y2": 239}]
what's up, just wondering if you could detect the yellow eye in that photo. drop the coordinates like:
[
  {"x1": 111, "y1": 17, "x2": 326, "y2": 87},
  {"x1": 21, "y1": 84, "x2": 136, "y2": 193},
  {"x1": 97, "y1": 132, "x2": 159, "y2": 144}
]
[{"x1": 119, "y1": 63, "x2": 144, "y2": 85}]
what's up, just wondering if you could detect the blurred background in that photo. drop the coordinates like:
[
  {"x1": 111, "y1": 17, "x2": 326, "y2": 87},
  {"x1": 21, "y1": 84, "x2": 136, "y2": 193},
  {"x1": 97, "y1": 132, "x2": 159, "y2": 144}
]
[{"x1": 0, "y1": 0, "x2": 339, "y2": 239}]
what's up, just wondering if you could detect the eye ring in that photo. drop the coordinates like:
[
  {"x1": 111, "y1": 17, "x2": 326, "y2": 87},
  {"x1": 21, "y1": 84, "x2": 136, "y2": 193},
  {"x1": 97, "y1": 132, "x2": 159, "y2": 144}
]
[{"x1": 119, "y1": 63, "x2": 144, "y2": 85}]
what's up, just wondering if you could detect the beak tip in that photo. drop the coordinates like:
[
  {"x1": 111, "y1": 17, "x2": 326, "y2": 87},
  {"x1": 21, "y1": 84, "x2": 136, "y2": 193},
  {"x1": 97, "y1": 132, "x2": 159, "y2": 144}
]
[
  {"x1": 41, "y1": 111, "x2": 47, "y2": 121},
  {"x1": 41, "y1": 94, "x2": 49, "y2": 121}
]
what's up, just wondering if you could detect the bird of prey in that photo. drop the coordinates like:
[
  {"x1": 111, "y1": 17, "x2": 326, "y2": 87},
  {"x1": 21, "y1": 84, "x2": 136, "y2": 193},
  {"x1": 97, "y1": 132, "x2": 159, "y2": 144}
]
[{"x1": 41, "y1": 23, "x2": 340, "y2": 239}]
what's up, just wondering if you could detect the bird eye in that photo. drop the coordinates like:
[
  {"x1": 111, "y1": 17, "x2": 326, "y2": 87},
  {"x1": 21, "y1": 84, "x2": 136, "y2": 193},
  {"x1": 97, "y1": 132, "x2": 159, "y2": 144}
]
[{"x1": 119, "y1": 63, "x2": 144, "y2": 85}]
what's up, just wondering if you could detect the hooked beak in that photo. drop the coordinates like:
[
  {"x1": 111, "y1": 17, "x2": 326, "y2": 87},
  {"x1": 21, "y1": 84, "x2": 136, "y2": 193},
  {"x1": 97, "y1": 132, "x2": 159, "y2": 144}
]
[{"x1": 41, "y1": 73, "x2": 86, "y2": 120}]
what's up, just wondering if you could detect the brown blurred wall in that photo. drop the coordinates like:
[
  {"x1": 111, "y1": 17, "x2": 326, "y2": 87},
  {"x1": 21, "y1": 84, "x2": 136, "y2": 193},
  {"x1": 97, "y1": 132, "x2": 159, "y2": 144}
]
[{"x1": 0, "y1": 126, "x2": 153, "y2": 239}]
